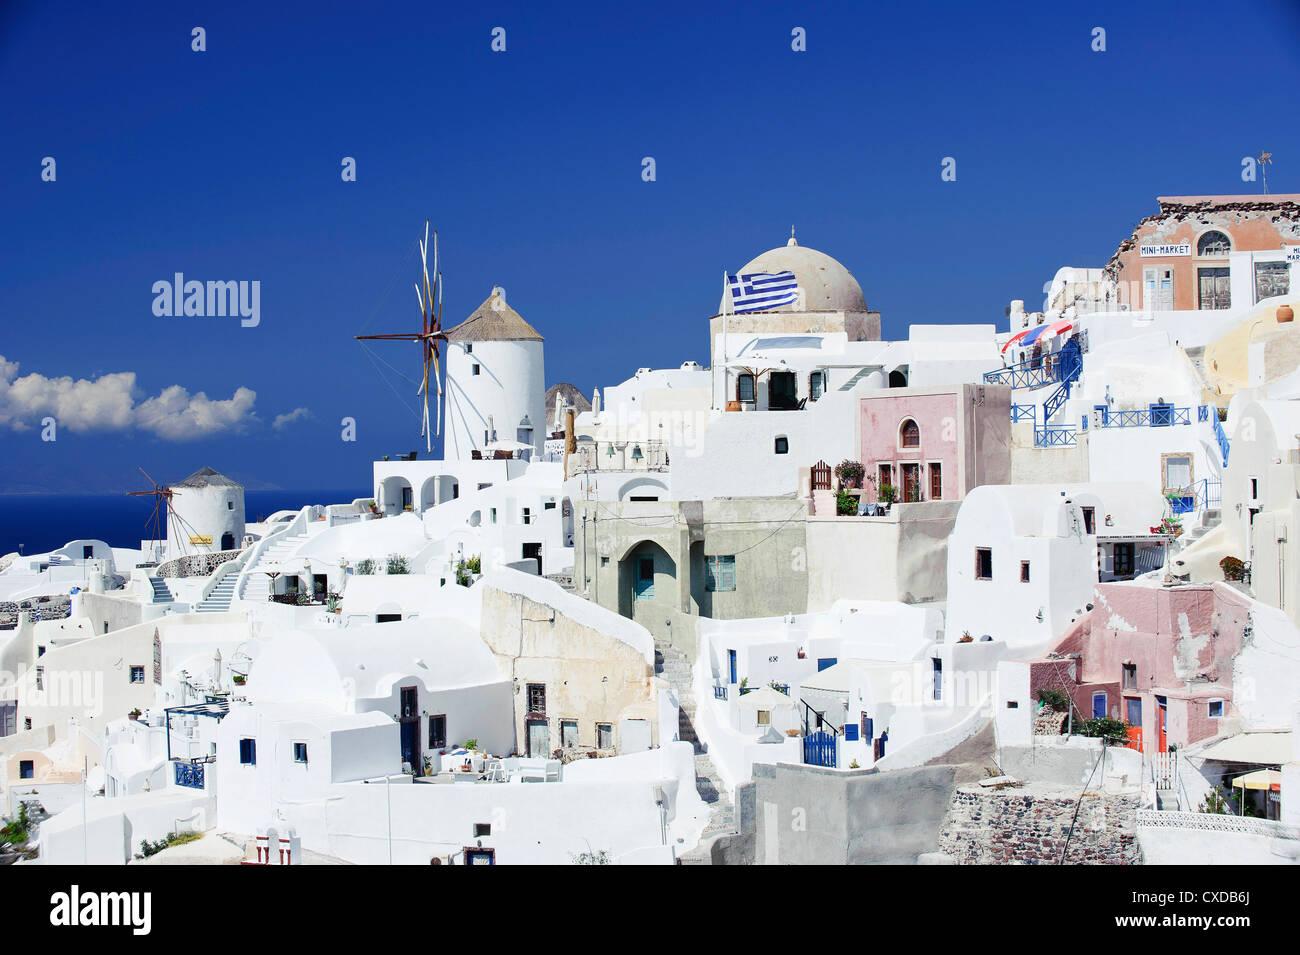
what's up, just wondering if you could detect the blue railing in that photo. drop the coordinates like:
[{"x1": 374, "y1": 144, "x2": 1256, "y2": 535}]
[
  {"x1": 1042, "y1": 349, "x2": 1083, "y2": 424},
  {"x1": 984, "y1": 360, "x2": 1060, "y2": 390},
  {"x1": 713, "y1": 685, "x2": 728, "y2": 701},
  {"x1": 1212, "y1": 410, "x2": 1230, "y2": 467},
  {"x1": 1167, "y1": 478, "x2": 1222, "y2": 515},
  {"x1": 1035, "y1": 427, "x2": 1077, "y2": 447},
  {"x1": 173, "y1": 761, "x2": 205, "y2": 789},
  {"x1": 1096, "y1": 406, "x2": 1192, "y2": 428},
  {"x1": 1011, "y1": 403, "x2": 1036, "y2": 423}
]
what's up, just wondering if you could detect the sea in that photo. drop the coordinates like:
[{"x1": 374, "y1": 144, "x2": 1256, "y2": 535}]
[{"x1": 0, "y1": 489, "x2": 371, "y2": 557}]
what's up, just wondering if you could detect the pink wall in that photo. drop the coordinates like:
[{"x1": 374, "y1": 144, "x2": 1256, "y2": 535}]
[
  {"x1": 859, "y1": 393, "x2": 958, "y2": 502},
  {"x1": 1043, "y1": 583, "x2": 1250, "y2": 749}
]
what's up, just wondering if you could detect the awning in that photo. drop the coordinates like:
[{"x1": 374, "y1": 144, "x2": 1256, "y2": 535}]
[
  {"x1": 1194, "y1": 732, "x2": 1292, "y2": 764},
  {"x1": 1231, "y1": 769, "x2": 1281, "y2": 791},
  {"x1": 1001, "y1": 318, "x2": 1073, "y2": 354}
]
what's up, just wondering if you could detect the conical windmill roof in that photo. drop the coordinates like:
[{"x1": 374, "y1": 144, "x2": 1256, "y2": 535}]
[
  {"x1": 444, "y1": 287, "x2": 543, "y2": 342},
  {"x1": 171, "y1": 466, "x2": 243, "y2": 489}
]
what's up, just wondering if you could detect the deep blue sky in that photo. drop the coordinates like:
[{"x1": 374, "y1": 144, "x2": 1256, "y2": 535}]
[{"x1": 3, "y1": 0, "x2": 1298, "y2": 493}]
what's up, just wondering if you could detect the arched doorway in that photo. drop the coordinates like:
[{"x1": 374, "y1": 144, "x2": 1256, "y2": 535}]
[
  {"x1": 220, "y1": 532, "x2": 235, "y2": 550},
  {"x1": 379, "y1": 476, "x2": 413, "y2": 515},
  {"x1": 618, "y1": 540, "x2": 676, "y2": 631},
  {"x1": 888, "y1": 368, "x2": 908, "y2": 388}
]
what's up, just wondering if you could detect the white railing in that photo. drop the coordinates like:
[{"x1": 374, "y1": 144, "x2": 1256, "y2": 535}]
[
  {"x1": 1152, "y1": 752, "x2": 1177, "y2": 790},
  {"x1": 1137, "y1": 809, "x2": 1300, "y2": 840},
  {"x1": 194, "y1": 547, "x2": 251, "y2": 608}
]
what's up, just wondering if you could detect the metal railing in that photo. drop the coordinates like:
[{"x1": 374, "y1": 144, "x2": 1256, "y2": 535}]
[
  {"x1": 1011, "y1": 403, "x2": 1036, "y2": 423},
  {"x1": 1211, "y1": 409, "x2": 1231, "y2": 467},
  {"x1": 1167, "y1": 478, "x2": 1222, "y2": 515},
  {"x1": 984, "y1": 356, "x2": 1065, "y2": 390},
  {"x1": 1096, "y1": 406, "x2": 1192, "y2": 428},
  {"x1": 713, "y1": 684, "x2": 728, "y2": 701},
  {"x1": 1034, "y1": 426, "x2": 1077, "y2": 447}
]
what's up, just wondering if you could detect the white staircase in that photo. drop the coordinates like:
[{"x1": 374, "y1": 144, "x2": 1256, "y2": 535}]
[
  {"x1": 195, "y1": 574, "x2": 237, "y2": 613},
  {"x1": 237, "y1": 532, "x2": 311, "y2": 603}
]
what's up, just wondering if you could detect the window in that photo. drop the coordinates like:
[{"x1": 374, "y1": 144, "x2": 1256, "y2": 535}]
[
  {"x1": 472, "y1": 364, "x2": 481, "y2": 376},
  {"x1": 1162, "y1": 454, "x2": 1193, "y2": 492},
  {"x1": 24, "y1": 718, "x2": 31, "y2": 730},
  {"x1": 429, "y1": 714, "x2": 447, "y2": 749},
  {"x1": 130, "y1": 666, "x2": 145, "y2": 684},
  {"x1": 561, "y1": 720, "x2": 579, "y2": 748},
  {"x1": 293, "y1": 742, "x2": 308, "y2": 764},
  {"x1": 705, "y1": 555, "x2": 736, "y2": 592},
  {"x1": 928, "y1": 462, "x2": 942, "y2": 500},
  {"x1": 1250, "y1": 477, "x2": 1259, "y2": 502},
  {"x1": 19, "y1": 760, "x2": 34, "y2": 779},
  {"x1": 1208, "y1": 699, "x2": 1224, "y2": 718},
  {"x1": 1122, "y1": 663, "x2": 1137, "y2": 690},
  {"x1": 932, "y1": 657, "x2": 942, "y2": 702},
  {"x1": 473, "y1": 822, "x2": 491, "y2": 838},
  {"x1": 1020, "y1": 561, "x2": 1030, "y2": 583},
  {"x1": 774, "y1": 436, "x2": 789, "y2": 454},
  {"x1": 527, "y1": 683, "x2": 546, "y2": 714},
  {"x1": 490, "y1": 507, "x2": 497, "y2": 524},
  {"x1": 544, "y1": 500, "x2": 556, "y2": 510},
  {"x1": 227, "y1": 500, "x2": 234, "y2": 510},
  {"x1": 899, "y1": 418, "x2": 920, "y2": 448},
  {"x1": 1197, "y1": 230, "x2": 1231, "y2": 257},
  {"x1": 1082, "y1": 506, "x2": 1095, "y2": 535},
  {"x1": 975, "y1": 548, "x2": 992, "y2": 580},
  {"x1": 239, "y1": 738, "x2": 257, "y2": 765},
  {"x1": 37, "y1": 645, "x2": 45, "y2": 657},
  {"x1": 878, "y1": 463, "x2": 894, "y2": 492},
  {"x1": 1255, "y1": 261, "x2": 1291, "y2": 302},
  {"x1": 737, "y1": 373, "x2": 755, "y2": 404},
  {"x1": 522, "y1": 507, "x2": 531, "y2": 525},
  {"x1": 596, "y1": 723, "x2": 613, "y2": 750},
  {"x1": 35, "y1": 667, "x2": 43, "y2": 690},
  {"x1": 809, "y1": 371, "x2": 824, "y2": 401},
  {"x1": 600, "y1": 556, "x2": 609, "y2": 566},
  {"x1": 376, "y1": 613, "x2": 402, "y2": 623},
  {"x1": 756, "y1": 710, "x2": 771, "y2": 726},
  {"x1": 465, "y1": 344, "x2": 472, "y2": 354},
  {"x1": 1113, "y1": 543, "x2": 1135, "y2": 577},
  {"x1": 400, "y1": 686, "x2": 418, "y2": 718}
]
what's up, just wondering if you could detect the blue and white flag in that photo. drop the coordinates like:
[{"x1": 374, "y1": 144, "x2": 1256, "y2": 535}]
[{"x1": 727, "y1": 271, "x2": 800, "y2": 313}]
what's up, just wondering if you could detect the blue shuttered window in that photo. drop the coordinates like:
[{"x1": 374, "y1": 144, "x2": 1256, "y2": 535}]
[{"x1": 705, "y1": 555, "x2": 736, "y2": 592}]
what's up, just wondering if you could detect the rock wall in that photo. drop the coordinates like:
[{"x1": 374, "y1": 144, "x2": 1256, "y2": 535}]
[
  {"x1": 939, "y1": 784, "x2": 1142, "y2": 865},
  {"x1": 155, "y1": 550, "x2": 241, "y2": 579}
]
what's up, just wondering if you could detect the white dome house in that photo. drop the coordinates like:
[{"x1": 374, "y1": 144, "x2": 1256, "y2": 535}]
[
  {"x1": 166, "y1": 466, "x2": 245, "y2": 560},
  {"x1": 443, "y1": 287, "x2": 546, "y2": 463}
]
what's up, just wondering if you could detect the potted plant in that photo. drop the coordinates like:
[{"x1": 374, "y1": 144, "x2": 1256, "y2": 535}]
[
  {"x1": 232, "y1": 673, "x2": 246, "y2": 686},
  {"x1": 422, "y1": 755, "x2": 434, "y2": 777},
  {"x1": 878, "y1": 483, "x2": 897, "y2": 508},
  {"x1": 1219, "y1": 555, "x2": 1246, "y2": 582},
  {"x1": 836, "y1": 490, "x2": 858, "y2": 516},
  {"x1": 834, "y1": 460, "x2": 865, "y2": 491},
  {"x1": 128, "y1": 708, "x2": 142, "y2": 721}
]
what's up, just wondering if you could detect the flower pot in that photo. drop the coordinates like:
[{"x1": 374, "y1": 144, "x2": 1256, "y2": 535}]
[{"x1": 1278, "y1": 304, "x2": 1295, "y2": 324}]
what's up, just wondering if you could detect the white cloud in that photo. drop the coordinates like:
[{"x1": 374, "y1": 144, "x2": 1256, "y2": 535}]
[
  {"x1": 272, "y1": 406, "x2": 313, "y2": 430},
  {"x1": 0, "y1": 354, "x2": 259, "y2": 441}
]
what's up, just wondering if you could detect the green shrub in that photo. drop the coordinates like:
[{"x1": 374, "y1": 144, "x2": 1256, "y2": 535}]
[
  {"x1": 386, "y1": 554, "x2": 409, "y2": 575},
  {"x1": 1074, "y1": 716, "x2": 1129, "y2": 742},
  {"x1": 355, "y1": 558, "x2": 375, "y2": 576},
  {"x1": 836, "y1": 491, "x2": 858, "y2": 515},
  {"x1": 1037, "y1": 689, "x2": 1072, "y2": 712}
]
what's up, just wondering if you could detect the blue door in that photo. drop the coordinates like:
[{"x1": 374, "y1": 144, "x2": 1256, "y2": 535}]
[
  {"x1": 634, "y1": 556, "x2": 654, "y2": 600},
  {"x1": 817, "y1": 657, "x2": 837, "y2": 672},
  {"x1": 728, "y1": 649, "x2": 737, "y2": 685},
  {"x1": 803, "y1": 731, "x2": 837, "y2": 768},
  {"x1": 1092, "y1": 692, "x2": 1106, "y2": 719},
  {"x1": 861, "y1": 716, "x2": 873, "y2": 743}
]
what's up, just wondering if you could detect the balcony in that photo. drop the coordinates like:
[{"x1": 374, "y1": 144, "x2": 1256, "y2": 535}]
[
  {"x1": 1095, "y1": 405, "x2": 1191, "y2": 428},
  {"x1": 569, "y1": 439, "x2": 670, "y2": 474}
]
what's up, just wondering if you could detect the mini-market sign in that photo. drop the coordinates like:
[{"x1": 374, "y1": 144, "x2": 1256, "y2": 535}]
[{"x1": 1139, "y1": 242, "x2": 1191, "y2": 257}]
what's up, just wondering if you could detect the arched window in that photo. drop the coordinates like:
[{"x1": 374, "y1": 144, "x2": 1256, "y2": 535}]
[
  {"x1": 900, "y1": 418, "x2": 920, "y2": 448},
  {"x1": 1197, "y1": 230, "x2": 1231, "y2": 257}
]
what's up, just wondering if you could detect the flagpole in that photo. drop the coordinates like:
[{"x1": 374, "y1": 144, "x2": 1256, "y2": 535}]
[{"x1": 721, "y1": 270, "x2": 729, "y2": 410}]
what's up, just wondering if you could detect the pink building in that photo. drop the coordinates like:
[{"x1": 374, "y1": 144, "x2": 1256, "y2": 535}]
[
  {"x1": 1031, "y1": 582, "x2": 1250, "y2": 752},
  {"x1": 858, "y1": 384, "x2": 1010, "y2": 503}
]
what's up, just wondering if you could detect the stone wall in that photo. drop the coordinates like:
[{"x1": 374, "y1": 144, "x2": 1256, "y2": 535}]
[
  {"x1": 155, "y1": 550, "x2": 241, "y2": 579},
  {"x1": 939, "y1": 784, "x2": 1142, "y2": 864}
]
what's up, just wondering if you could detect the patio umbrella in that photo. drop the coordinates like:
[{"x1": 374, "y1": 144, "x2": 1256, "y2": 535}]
[
  {"x1": 1230, "y1": 769, "x2": 1281, "y2": 791},
  {"x1": 484, "y1": 439, "x2": 532, "y2": 453}
]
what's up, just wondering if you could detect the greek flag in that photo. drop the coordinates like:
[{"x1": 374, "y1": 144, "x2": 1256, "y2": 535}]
[{"x1": 727, "y1": 271, "x2": 799, "y2": 313}]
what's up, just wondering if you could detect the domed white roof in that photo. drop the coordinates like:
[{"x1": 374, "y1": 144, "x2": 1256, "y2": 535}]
[{"x1": 721, "y1": 235, "x2": 867, "y2": 313}]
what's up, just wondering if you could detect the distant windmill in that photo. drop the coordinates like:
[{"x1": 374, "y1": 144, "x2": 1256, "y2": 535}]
[
  {"x1": 126, "y1": 467, "x2": 172, "y2": 561},
  {"x1": 1258, "y1": 151, "x2": 1273, "y2": 194},
  {"x1": 355, "y1": 220, "x2": 445, "y2": 453}
]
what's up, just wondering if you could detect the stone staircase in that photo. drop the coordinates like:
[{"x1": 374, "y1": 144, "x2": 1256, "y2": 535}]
[
  {"x1": 1179, "y1": 506, "x2": 1222, "y2": 551},
  {"x1": 655, "y1": 642, "x2": 735, "y2": 863},
  {"x1": 237, "y1": 532, "x2": 311, "y2": 603},
  {"x1": 196, "y1": 573, "x2": 238, "y2": 613},
  {"x1": 148, "y1": 577, "x2": 174, "y2": 603}
]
